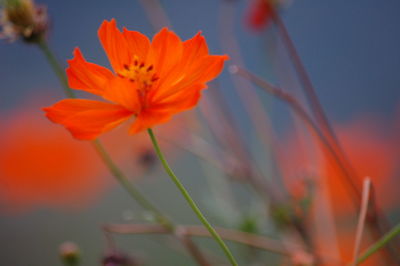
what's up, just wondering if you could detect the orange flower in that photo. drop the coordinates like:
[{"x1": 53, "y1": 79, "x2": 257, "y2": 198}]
[{"x1": 44, "y1": 19, "x2": 228, "y2": 140}]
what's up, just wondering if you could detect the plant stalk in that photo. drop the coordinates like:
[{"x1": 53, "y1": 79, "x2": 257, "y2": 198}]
[{"x1": 147, "y1": 128, "x2": 238, "y2": 266}]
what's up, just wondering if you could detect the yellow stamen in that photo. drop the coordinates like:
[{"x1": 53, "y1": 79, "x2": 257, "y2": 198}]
[{"x1": 118, "y1": 55, "x2": 159, "y2": 91}]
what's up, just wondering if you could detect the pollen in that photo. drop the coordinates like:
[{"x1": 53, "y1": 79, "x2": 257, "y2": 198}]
[{"x1": 117, "y1": 56, "x2": 159, "y2": 90}]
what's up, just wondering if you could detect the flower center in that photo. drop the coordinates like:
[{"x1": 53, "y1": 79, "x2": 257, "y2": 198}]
[{"x1": 117, "y1": 56, "x2": 159, "y2": 91}]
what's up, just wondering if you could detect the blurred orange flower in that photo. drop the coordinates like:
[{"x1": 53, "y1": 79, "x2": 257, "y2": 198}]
[
  {"x1": 315, "y1": 228, "x2": 384, "y2": 266},
  {"x1": 278, "y1": 116, "x2": 398, "y2": 215},
  {"x1": 321, "y1": 118, "x2": 397, "y2": 214},
  {"x1": 44, "y1": 19, "x2": 228, "y2": 140},
  {"x1": 0, "y1": 106, "x2": 109, "y2": 213}
]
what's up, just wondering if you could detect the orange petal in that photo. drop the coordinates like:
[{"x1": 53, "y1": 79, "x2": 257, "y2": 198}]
[
  {"x1": 182, "y1": 32, "x2": 209, "y2": 66},
  {"x1": 44, "y1": 99, "x2": 133, "y2": 140},
  {"x1": 155, "y1": 32, "x2": 208, "y2": 91},
  {"x1": 147, "y1": 28, "x2": 183, "y2": 78},
  {"x1": 128, "y1": 109, "x2": 172, "y2": 135},
  {"x1": 152, "y1": 54, "x2": 228, "y2": 101},
  {"x1": 102, "y1": 76, "x2": 141, "y2": 113},
  {"x1": 122, "y1": 28, "x2": 151, "y2": 61},
  {"x1": 66, "y1": 48, "x2": 114, "y2": 96},
  {"x1": 183, "y1": 55, "x2": 229, "y2": 85},
  {"x1": 151, "y1": 84, "x2": 203, "y2": 113},
  {"x1": 98, "y1": 19, "x2": 131, "y2": 73}
]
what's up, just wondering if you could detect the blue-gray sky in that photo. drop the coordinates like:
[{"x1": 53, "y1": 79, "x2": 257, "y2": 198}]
[{"x1": 1, "y1": 0, "x2": 399, "y2": 122}]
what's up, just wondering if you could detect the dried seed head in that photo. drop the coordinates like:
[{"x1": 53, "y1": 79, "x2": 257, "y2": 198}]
[{"x1": 0, "y1": 0, "x2": 49, "y2": 43}]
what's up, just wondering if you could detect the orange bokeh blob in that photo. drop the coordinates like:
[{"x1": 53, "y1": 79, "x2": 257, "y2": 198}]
[
  {"x1": 0, "y1": 106, "x2": 109, "y2": 213},
  {"x1": 278, "y1": 116, "x2": 398, "y2": 265},
  {"x1": 321, "y1": 118, "x2": 397, "y2": 214},
  {"x1": 278, "y1": 116, "x2": 398, "y2": 215},
  {"x1": 315, "y1": 229, "x2": 384, "y2": 266},
  {"x1": 0, "y1": 98, "x2": 188, "y2": 214}
]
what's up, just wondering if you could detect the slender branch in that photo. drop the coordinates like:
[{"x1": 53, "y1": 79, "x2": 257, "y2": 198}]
[
  {"x1": 270, "y1": 13, "x2": 363, "y2": 204},
  {"x1": 231, "y1": 65, "x2": 360, "y2": 205},
  {"x1": 102, "y1": 226, "x2": 117, "y2": 252},
  {"x1": 233, "y1": 65, "x2": 400, "y2": 263},
  {"x1": 137, "y1": 0, "x2": 172, "y2": 30},
  {"x1": 351, "y1": 178, "x2": 371, "y2": 265},
  {"x1": 356, "y1": 223, "x2": 400, "y2": 265},
  {"x1": 217, "y1": 1, "x2": 286, "y2": 204},
  {"x1": 147, "y1": 128, "x2": 238, "y2": 266},
  {"x1": 270, "y1": 8, "x2": 338, "y2": 146},
  {"x1": 184, "y1": 226, "x2": 291, "y2": 256},
  {"x1": 175, "y1": 229, "x2": 212, "y2": 266},
  {"x1": 104, "y1": 223, "x2": 292, "y2": 256},
  {"x1": 92, "y1": 140, "x2": 173, "y2": 230},
  {"x1": 37, "y1": 40, "x2": 75, "y2": 98}
]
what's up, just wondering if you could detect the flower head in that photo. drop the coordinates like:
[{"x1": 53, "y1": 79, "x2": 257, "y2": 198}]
[
  {"x1": 44, "y1": 19, "x2": 228, "y2": 140},
  {"x1": 0, "y1": 0, "x2": 48, "y2": 42}
]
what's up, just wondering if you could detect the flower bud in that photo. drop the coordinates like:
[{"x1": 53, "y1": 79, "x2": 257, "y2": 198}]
[
  {"x1": 0, "y1": 0, "x2": 48, "y2": 43},
  {"x1": 137, "y1": 148, "x2": 157, "y2": 170},
  {"x1": 59, "y1": 241, "x2": 80, "y2": 266}
]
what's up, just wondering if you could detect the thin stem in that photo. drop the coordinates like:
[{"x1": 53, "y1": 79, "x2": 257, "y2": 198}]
[
  {"x1": 137, "y1": 0, "x2": 172, "y2": 30},
  {"x1": 237, "y1": 65, "x2": 400, "y2": 263},
  {"x1": 105, "y1": 223, "x2": 293, "y2": 256},
  {"x1": 231, "y1": 66, "x2": 360, "y2": 205},
  {"x1": 271, "y1": 9, "x2": 337, "y2": 146},
  {"x1": 217, "y1": 1, "x2": 287, "y2": 205},
  {"x1": 37, "y1": 40, "x2": 75, "y2": 98},
  {"x1": 352, "y1": 178, "x2": 371, "y2": 265},
  {"x1": 356, "y1": 223, "x2": 400, "y2": 265},
  {"x1": 233, "y1": 66, "x2": 400, "y2": 263},
  {"x1": 92, "y1": 140, "x2": 173, "y2": 230},
  {"x1": 147, "y1": 128, "x2": 239, "y2": 266},
  {"x1": 175, "y1": 231, "x2": 212, "y2": 266}
]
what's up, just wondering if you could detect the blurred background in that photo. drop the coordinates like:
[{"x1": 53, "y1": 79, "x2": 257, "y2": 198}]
[{"x1": 0, "y1": 0, "x2": 399, "y2": 265}]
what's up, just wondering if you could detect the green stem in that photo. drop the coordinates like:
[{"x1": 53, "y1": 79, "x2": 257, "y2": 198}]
[
  {"x1": 147, "y1": 128, "x2": 238, "y2": 266},
  {"x1": 36, "y1": 39, "x2": 174, "y2": 231},
  {"x1": 92, "y1": 140, "x2": 174, "y2": 230},
  {"x1": 37, "y1": 39, "x2": 75, "y2": 98},
  {"x1": 356, "y1": 223, "x2": 400, "y2": 264}
]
